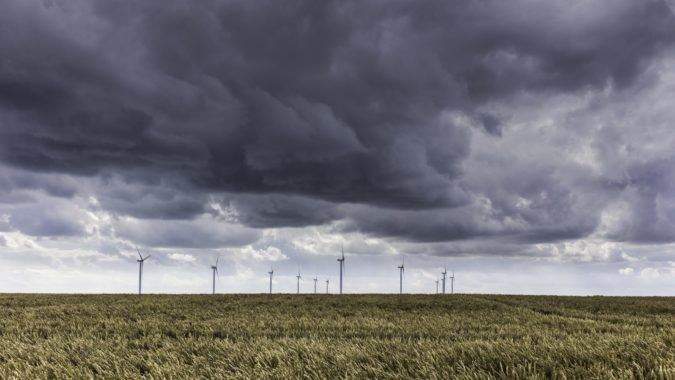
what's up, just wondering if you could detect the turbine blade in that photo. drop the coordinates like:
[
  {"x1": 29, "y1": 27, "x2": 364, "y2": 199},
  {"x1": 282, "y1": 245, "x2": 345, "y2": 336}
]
[{"x1": 137, "y1": 247, "x2": 143, "y2": 260}]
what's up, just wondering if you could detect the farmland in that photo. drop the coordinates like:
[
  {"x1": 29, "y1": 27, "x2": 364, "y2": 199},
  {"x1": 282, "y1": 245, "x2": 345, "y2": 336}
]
[{"x1": 0, "y1": 294, "x2": 672, "y2": 379}]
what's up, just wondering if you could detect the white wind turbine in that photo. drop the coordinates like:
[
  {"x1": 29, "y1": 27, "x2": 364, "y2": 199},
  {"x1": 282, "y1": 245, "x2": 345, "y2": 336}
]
[
  {"x1": 450, "y1": 270, "x2": 455, "y2": 294},
  {"x1": 313, "y1": 276, "x2": 318, "y2": 294},
  {"x1": 441, "y1": 266, "x2": 447, "y2": 295},
  {"x1": 435, "y1": 279, "x2": 439, "y2": 294},
  {"x1": 296, "y1": 270, "x2": 302, "y2": 294},
  {"x1": 268, "y1": 267, "x2": 274, "y2": 294},
  {"x1": 136, "y1": 248, "x2": 150, "y2": 295},
  {"x1": 397, "y1": 257, "x2": 405, "y2": 294},
  {"x1": 211, "y1": 255, "x2": 219, "y2": 295},
  {"x1": 338, "y1": 244, "x2": 345, "y2": 294},
  {"x1": 325, "y1": 278, "x2": 330, "y2": 294}
]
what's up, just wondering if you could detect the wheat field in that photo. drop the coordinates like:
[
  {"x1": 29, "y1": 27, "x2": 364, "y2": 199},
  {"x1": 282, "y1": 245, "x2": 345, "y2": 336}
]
[{"x1": 0, "y1": 294, "x2": 672, "y2": 379}]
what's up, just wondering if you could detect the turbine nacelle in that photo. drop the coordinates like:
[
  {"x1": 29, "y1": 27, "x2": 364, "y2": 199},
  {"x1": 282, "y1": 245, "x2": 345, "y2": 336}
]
[{"x1": 137, "y1": 248, "x2": 150, "y2": 262}]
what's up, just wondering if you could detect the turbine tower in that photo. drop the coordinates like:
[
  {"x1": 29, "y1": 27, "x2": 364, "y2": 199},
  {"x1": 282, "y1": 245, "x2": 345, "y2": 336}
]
[
  {"x1": 136, "y1": 248, "x2": 150, "y2": 295},
  {"x1": 450, "y1": 271, "x2": 455, "y2": 294},
  {"x1": 441, "y1": 267, "x2": 447, "y2": 295},
  {"x1": 338, "y1": 245, "x2": 345, "y2": 294},
  {"x1": 435, "y1": 279, "x2": 439, "y2": 294},
  {"x1": 268, "y1": 267, "x2": 274, "y2": 294},
  {"x1": 313, "y1": 276, "x2": 318, "y2": 294},
  {"x1": 397, "y1": 257, "x2": 405, "y2": 294},
  {"x1": 296, "y1": 270, "x2": 302, "y2": 294},
  {"x1": 211, "y1": 255, "x2": 220, "y2": 295},
  {"x1": 325, "y1": 279, "x2": 330, "y2": 294}
]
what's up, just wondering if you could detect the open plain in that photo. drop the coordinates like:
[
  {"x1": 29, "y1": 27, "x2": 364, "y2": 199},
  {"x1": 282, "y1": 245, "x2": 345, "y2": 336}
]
[{"x1": 0, "y1": 294, "x2": 672, "y2": 379}]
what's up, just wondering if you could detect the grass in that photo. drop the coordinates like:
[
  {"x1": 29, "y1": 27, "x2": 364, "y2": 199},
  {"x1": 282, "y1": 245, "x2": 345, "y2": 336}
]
[{"x1": 0, "y1": 294, "x2": 672, "y2": 379}]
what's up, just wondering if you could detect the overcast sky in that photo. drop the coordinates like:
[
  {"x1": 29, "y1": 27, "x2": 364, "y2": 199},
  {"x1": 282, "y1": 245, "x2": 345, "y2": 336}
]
[{"x1": 1, "y1": 0, "x2": 674, "y2": 295}]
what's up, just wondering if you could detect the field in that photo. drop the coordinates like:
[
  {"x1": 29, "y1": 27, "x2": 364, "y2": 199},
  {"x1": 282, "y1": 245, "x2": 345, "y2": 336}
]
[{"x1": 0, "y1": 294, "x2": 672, "y2": 379}]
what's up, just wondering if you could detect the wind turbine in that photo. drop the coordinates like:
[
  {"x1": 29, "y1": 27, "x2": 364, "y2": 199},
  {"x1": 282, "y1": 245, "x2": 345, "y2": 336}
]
[
  {"x1": 338, "y1": 244, "x2": 345, "y2": 294},
  {"x1": 268, "y1": 267, "x2": 274, "y2": 294},
  {"x1": 397, "y1": 257, "x2": 405, "y2": 294},
  {"x1": 435, "y1": 279, "x2": 439, "y2": 294},
  {"x1": 136, "y1": 248, "x2": 150, "y2": 295},
  {"x1": 441, "y1": 267, "x2": 447, "y2": 295},
  {"x1": 296, "y1": 270, "x2": 302, "y2": 294},
  {"x1": 325, "y1": 278, "x2": 330, "y2": 294},
  {"x1": 211, "y1": 255, "x2": 219, "y2": 295},
  {"x1": 450, "y1": 270, "x2": 455, "y2": 294},
  {"x1": 313, "y1": 276, "x2": 318, "y2": 294}
]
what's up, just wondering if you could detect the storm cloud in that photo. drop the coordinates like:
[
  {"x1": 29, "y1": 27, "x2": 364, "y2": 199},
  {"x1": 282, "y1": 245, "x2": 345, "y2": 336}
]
[{"x1": 1, "y1": 0, "x2": 675, "y2": 253}]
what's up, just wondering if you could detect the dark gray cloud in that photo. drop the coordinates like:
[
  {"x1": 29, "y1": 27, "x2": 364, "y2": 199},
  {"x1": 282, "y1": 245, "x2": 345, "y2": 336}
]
[
  {"x1": 602, "y1": 157, "x2": 675, "y2": 243},
  {"x1": 93, "y1": 173, "x2": 209, "y2": 220},
  {"x1": 113, "y1": 217, "x2": 261, "y2": 249},
  {"x1": 0, "y1": 0, "x2": 674, "y2": 248},
  {"x1": 8, "y1": 206, "x2": 88, "y2": 237},
  {"x1": 226, "y1": 194, "x2": 340, "y2": 228},
  {"x1": 0, "y1": 168, "x2": 78, "y2": 198}
]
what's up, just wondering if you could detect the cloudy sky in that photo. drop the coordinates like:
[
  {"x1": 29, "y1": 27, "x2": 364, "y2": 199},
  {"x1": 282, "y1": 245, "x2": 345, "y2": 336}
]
[{"x1": 1, "y1": 0, "x2": 674, "y2": 295}]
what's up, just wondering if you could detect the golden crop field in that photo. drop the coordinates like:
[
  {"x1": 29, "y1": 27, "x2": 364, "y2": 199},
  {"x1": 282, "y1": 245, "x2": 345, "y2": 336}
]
[{"x1": 0, "y1": 294, "x2": 672, "y2": 379}]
